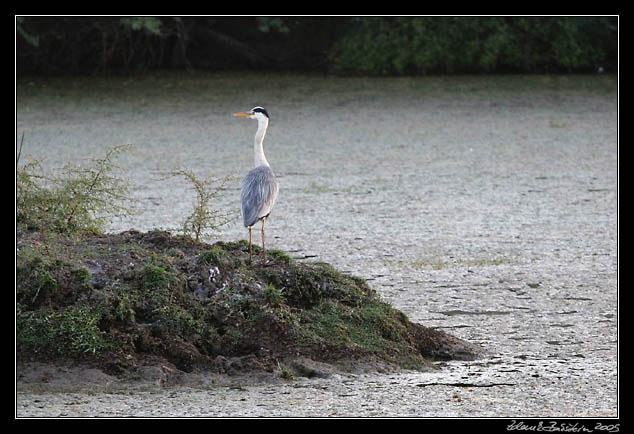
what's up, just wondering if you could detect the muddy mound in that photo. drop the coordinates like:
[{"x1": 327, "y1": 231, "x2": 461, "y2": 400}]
[{"x1": 16, "y1": 229, "x2": 482, "y2": 377}]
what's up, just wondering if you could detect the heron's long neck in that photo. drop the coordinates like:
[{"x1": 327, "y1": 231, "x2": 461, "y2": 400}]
[{"x1": 253, "y1": 117, "x2": 270, "y2": 168}]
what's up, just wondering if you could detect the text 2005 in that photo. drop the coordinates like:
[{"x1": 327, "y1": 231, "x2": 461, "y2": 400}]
[{"x1": 594, "y1": 423, "x2": 619, "y2": 433}]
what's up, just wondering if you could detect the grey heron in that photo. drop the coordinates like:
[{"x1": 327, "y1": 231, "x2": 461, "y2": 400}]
[{"x1": 233, "y1": 107, "x2": 279, "y2": 262}]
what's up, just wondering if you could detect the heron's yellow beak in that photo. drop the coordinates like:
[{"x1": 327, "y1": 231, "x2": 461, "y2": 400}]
[{"x1": 233, "y1": 112, "x2": 251, "y2": 118}]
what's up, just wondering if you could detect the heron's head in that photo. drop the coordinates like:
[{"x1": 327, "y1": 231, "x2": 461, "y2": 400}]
[{"x1": 233, "y1": 106, "x2": 269, "y2": 121}]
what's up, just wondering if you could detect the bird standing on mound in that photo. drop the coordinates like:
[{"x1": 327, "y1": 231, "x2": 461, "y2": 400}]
[{"x1": 233, "y1": 107, "x2": 279, "y2": 262}]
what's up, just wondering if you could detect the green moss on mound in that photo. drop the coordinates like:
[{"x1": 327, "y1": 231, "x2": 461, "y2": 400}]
[{"x1": 16, "y1": 229, "x2": 481, "y2": 375}]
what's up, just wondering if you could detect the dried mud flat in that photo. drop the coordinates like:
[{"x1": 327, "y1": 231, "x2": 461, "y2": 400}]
[{"x1": 16, "y1": 73, "x2": 618, "y2": 417}]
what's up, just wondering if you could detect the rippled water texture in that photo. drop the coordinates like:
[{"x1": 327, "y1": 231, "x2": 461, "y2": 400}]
[{"x1": 16, "y1": 73, "x2": 618, "y2": 417}]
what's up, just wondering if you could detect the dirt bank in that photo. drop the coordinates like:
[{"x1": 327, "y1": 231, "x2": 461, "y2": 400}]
[{"x1": 17, "y1": 229, "x2": 482, "y2": 384}]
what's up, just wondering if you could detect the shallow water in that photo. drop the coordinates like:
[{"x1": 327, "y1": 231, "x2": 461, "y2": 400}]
[{"x1": 16, "y1": 72, "x2": 618, "y2": 417}]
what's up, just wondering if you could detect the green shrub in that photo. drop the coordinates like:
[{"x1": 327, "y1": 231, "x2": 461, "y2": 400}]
[
  {"x1": 16, "y1": 142, "x2": 133, "y2": 235},
  {"x1": 168, "y1": 169, "x2": 234, "y2": 243},
  {"x1": 16, "y1": 305, "x2": 111, "y2": 359},
  {"x1": 329, "y1": 17, "x2": 617, "y2": 75}
]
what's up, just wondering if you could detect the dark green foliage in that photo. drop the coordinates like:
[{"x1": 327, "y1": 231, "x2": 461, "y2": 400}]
[
  {"x1": 16, "y1": 305, "x2": 111, "y2": 359},
  {"x1": 17, "y1": 17, "x2": 169, "y2": 74},
  {"x1": 16, "y1": 16, "x2": 616, "y2": 76},
  {"x1": 16, "y1": 17, "x2": 349, "y2": 75},
  {"x1": 330, "y1": 17, "x2": 617, "y2": 75}
]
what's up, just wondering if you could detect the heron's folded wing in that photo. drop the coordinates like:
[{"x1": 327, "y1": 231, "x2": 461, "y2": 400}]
[{"x1": 241, "y1": 166, "x2": 279, "y2": 227}]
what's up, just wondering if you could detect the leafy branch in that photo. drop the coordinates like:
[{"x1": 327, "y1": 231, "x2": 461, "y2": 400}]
[
  {"x1": 17, "y1": 141, "x2": 134, "y2": 235},
  {"x1": 168, "y1": 169, "x2": 235, "y2": 243}
]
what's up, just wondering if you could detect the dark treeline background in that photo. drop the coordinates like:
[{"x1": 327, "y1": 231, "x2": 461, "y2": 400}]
[{"x1": 16, "y1": 16, "x2": 618, "y2": 76}]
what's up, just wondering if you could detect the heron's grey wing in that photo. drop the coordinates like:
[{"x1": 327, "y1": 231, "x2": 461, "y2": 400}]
[{"x1": 241, "y1": 165, "x2": 279, "y2": 227}]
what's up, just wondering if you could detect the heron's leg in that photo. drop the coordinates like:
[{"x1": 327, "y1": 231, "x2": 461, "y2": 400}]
[
  {"x1": 248, "y1": 226, "x2": 253, "y2": 262},
  {"x1": 261, "y1": 217, "x2": 267, "y2": 260}
]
